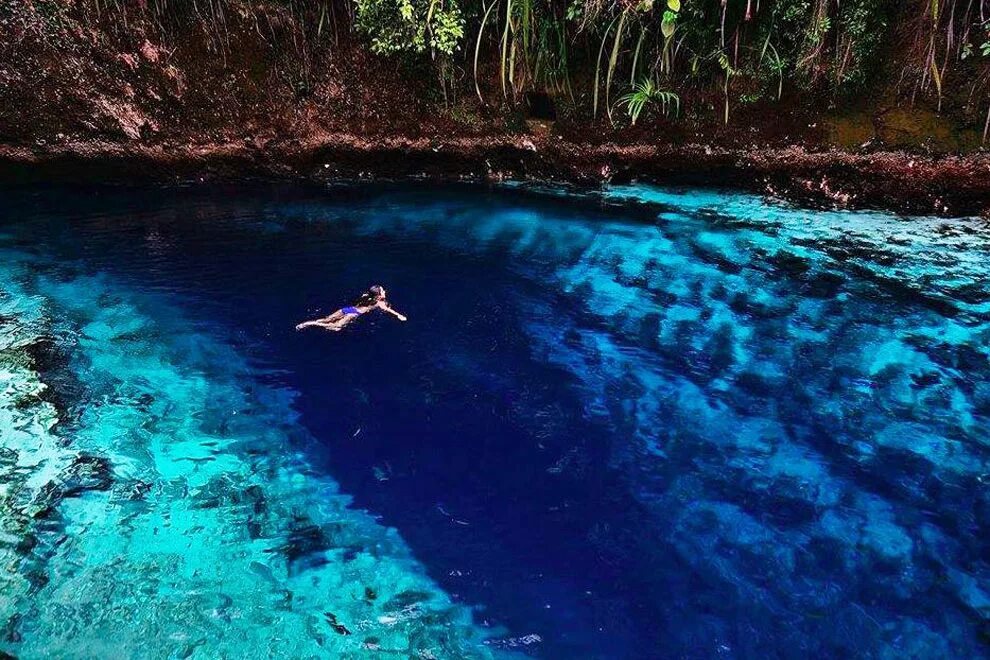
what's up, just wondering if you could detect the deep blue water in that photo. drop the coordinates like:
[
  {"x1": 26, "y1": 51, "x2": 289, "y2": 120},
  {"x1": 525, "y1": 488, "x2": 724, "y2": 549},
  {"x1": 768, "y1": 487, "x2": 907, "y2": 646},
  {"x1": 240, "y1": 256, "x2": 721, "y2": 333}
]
[{"x1": 1, "y1": 183, "x2": 989, "y2": 659}]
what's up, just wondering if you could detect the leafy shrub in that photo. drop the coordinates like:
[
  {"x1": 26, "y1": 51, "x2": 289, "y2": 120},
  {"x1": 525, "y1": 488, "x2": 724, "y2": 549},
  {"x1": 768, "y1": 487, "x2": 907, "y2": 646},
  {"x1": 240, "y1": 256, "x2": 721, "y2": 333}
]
[
  {"x1": 617, "y1": 78, "x2": 679, "y2": 123},
  {"x1": 355, "y1": 0, "x2": 465, "y2": 56}
]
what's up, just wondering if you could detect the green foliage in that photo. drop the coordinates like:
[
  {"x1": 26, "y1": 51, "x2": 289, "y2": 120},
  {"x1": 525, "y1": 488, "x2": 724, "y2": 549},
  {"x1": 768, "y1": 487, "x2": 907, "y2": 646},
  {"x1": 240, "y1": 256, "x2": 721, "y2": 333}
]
[
  {"x1": 354, "y1": 0, "x2": 465, "y2": 55},
  {"x1": 833, "y1": 0, "x2": 890, "y2": 89},
  {"x1": 617, "y1": 78, "x2": 679, "y2": 123},
  {"x1": 766, "y1": 0, "x2": 892, "y2": 93},
  {"x1": 759, "y1": 36, "x2": 786, "y2": 100},
  {"x1": 591, "y1": 0, "x2": 669, "y2": 122},
  {"x1": 660, "y1": 9, "x2": 676, "y2": 38},
  {"x1": 717, "y1": 49, "x2": 738, "y2": 124},
  {"x1": 59, "y1": 0, "x2": 990, "y2": 130},
  {"x1": 474, "y1": 0, "x2": 571, "y2": 101}
]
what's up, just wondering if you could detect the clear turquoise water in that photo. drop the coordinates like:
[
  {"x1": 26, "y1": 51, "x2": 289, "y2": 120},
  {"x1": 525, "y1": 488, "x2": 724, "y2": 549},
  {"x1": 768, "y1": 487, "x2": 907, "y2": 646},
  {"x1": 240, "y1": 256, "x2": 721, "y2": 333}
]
[{"x1": 1, "y1": 183, "x2": 988, "y2": 658}]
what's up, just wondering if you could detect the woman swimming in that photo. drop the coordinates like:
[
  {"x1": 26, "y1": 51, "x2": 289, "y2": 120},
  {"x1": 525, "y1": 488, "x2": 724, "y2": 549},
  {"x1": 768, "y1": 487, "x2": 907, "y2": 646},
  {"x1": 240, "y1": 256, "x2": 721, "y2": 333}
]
[{"x1": 295, "y1": 285, "x2": 407, "y2": 332}]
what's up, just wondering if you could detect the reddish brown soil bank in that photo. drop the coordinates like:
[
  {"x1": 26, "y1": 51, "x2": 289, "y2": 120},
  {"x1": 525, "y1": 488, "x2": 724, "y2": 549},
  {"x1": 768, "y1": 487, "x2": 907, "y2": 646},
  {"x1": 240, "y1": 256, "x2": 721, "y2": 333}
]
[{"x1": 3, "y1": 136, "x2": 990, "y2": 217}]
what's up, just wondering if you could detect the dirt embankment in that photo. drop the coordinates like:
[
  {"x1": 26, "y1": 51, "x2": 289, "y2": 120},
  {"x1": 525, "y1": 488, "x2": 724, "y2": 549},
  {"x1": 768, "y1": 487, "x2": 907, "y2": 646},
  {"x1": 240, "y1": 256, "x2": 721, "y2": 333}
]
[
  {"x1": 2, "y1": 2, "x2": 989, "y2": 216},
  {"x1": 5, "y1": 135, "x2": 990, "y2": 216}
]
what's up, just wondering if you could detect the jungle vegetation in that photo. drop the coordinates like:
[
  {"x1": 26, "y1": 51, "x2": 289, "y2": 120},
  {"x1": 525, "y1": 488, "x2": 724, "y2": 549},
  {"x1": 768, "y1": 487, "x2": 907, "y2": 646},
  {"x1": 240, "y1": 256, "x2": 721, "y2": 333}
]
[{"x1": 8, "y1": 0, "x2": 990, "y2": 138}]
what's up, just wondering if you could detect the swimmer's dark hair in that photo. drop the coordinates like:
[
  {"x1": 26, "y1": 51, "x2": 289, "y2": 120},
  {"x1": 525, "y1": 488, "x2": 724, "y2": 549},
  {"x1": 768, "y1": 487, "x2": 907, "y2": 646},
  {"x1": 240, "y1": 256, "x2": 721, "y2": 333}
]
[{"x1": 353, "y1": 285, "x2": 387, "y2": 307}]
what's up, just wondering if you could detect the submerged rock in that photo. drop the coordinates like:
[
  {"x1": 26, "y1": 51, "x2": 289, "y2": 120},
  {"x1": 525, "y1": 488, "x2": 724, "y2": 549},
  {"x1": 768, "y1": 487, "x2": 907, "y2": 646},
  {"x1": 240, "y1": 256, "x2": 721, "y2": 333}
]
[
  {"x1": 59, "y1": 454, "x2": 113, "y2": 497},
  {"x1": 323, "y1": 611, "x2": 351, "y2": 635},
  {"x1": 273, "y1": 517, "x2": 332, "y2": 568},
  {"x1": 384, "y1": 590, "x2": 433, "y2": 611}
]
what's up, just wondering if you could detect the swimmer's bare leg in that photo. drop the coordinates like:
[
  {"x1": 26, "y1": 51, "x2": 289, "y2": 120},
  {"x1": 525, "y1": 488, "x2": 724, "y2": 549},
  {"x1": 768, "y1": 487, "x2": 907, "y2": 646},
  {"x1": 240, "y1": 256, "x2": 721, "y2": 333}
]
[
  {"x1": 326, "y1": 315, "x2": 358, "y2": 331},
  {"x1": 296, "y1": 310, "x2": 345, "y2": 331},
  {"x1": 311, "y1": 315, "x2": 356, "y2": 332}
]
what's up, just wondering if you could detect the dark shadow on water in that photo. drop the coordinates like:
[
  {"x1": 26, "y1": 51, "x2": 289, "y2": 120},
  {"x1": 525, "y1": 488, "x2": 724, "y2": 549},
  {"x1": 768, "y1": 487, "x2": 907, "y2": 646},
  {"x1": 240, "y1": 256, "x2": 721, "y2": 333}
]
[
  {"x1": 2, "y1": 183, "x2": 714, "y2": 658},
  {"x1": 272, "y1": 244, "x2": 694, "y2": 659}
]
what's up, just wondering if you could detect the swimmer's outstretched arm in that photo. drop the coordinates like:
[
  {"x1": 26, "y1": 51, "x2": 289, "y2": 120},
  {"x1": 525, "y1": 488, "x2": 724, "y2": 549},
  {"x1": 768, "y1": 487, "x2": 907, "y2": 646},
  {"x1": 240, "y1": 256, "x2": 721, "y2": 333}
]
[{"x1": 380, "y1": 302, "x2": 407, "y2": 322}]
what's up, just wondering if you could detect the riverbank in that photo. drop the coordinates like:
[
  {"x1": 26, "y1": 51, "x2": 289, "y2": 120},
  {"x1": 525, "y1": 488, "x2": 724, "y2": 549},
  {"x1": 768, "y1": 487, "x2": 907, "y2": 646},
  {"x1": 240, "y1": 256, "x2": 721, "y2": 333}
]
[
  {"x1": 3, "y1": 134, "x2": 990, "y2": 217},
  {"x1": 4, "y1": 0, "x2": 990, "y2": 216}
]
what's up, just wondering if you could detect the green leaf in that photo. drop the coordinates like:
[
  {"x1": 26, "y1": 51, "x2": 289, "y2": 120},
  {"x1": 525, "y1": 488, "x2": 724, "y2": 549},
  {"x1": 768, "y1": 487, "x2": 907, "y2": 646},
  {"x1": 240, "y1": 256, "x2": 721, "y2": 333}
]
[{"x1": 661, "y1": 16, "x2": 675, "y2": 38}]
